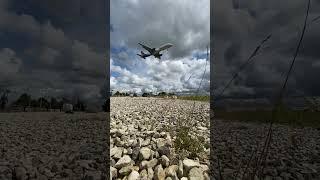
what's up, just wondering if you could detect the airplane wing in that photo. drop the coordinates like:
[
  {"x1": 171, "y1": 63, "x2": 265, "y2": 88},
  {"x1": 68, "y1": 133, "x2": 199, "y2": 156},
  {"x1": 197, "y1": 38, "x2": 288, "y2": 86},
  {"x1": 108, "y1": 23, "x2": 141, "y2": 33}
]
[
  {"x1": 138, "y1": 43, "x2": 154, "y2": 53},
  {"x1": 158, "y1": 43, "x2": 173, "y2": 52},
  {"x1": 143, "y1": 54, "x2": 151, "y2": 58},
  {"x1": 137, "y1": 52, "x2": 151, "y2": 59}
]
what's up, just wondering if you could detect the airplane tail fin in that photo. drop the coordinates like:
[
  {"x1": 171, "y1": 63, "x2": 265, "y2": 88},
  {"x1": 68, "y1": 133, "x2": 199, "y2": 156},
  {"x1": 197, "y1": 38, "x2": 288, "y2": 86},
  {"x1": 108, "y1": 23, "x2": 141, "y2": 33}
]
[
  {"x1": 137, "y1": 53, "x2": 146, "y2": 59},
  {"x1": 155, "y1": 54, "x2": 163, "y2": 59}
]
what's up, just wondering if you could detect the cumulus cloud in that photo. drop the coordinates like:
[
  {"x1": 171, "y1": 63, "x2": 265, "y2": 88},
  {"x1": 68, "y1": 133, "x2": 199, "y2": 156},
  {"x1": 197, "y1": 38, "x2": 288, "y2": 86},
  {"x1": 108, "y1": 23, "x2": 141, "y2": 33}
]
[
  {"x1": 110, "y1": 0, "x2": 210, "y2": 95},
  {"x1": 111, "y1": 55, "x2": 209, "y2": 94}
]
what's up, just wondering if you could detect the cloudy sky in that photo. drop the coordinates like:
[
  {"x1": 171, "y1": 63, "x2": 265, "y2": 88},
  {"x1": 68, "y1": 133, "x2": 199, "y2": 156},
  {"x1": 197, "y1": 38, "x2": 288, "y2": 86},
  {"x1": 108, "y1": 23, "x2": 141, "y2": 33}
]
[
  {"x1": 212, "y1": 0, "x2": 320, "y2": 101},
  {"x1": 0, "y1": 0, "x2": 107, "y2": 105},
  {"x1": 110, "y1": 0, "x2": 210, "y2": 95}
]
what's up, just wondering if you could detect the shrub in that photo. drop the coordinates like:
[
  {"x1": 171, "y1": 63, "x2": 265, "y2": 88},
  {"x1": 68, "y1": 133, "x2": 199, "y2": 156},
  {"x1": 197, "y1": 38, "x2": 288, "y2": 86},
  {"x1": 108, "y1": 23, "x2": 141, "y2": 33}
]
[{"x1": 174, "y1": 126, "x2": 205, "y2": 159}]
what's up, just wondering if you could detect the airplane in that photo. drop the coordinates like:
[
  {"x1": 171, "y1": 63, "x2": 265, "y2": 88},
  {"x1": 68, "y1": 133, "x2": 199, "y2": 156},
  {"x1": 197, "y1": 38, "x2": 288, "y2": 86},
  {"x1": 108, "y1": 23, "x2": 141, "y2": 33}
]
[{"x1": 137, "y1": 43, "x2": 173, "y2": 59}]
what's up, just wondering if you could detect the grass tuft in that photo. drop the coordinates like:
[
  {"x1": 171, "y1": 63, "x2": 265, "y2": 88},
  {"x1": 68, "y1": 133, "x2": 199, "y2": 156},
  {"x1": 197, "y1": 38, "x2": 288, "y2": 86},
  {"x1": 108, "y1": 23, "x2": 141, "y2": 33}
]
[
  {"x1": 178, "y1": 95, "x2": 210, "y2": 102},
  {"x1": 214, "y1": 109, "x2": 320, "y2": 128},
  {"x1": 174, "y1": 126, "x2": 206, "y2": 159}
]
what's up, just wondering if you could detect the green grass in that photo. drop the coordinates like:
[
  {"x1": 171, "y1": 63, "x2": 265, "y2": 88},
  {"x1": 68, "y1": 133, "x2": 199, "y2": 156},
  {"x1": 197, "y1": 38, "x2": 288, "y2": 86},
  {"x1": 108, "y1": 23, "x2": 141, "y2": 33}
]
[
  {"x1": 174, "y1": 126, "x2": 206, "y2": 160},
  {"x1": 214, "y1": 109, "x2": 320, "y2": 128},
  {"x1": 177, "y1": 95, "x2": 210, "y2": 102}
]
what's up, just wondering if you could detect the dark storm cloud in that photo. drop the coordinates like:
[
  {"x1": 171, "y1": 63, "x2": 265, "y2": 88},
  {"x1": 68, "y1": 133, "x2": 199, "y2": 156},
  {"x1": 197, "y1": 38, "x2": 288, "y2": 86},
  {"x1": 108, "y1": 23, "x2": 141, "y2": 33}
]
[
  {"x1": 111, "y1": 0, "x2": 209, "y2": 59},
  {"x1": 0, "y1": 0, "x2": 108, "y2": 106},
  {"x1": 212, "y1": 0, "x2": 320, "y2": 101}
]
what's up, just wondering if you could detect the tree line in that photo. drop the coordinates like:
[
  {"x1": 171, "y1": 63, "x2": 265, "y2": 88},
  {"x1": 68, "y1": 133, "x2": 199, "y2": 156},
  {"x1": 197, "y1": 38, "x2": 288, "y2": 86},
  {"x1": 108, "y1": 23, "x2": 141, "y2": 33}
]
[
  {"x1": 0, "y1": 92, "x2": 91, "y2": 112},
  {"x1": 112, "y1": 91, "x2": 175, "y2": 97}
]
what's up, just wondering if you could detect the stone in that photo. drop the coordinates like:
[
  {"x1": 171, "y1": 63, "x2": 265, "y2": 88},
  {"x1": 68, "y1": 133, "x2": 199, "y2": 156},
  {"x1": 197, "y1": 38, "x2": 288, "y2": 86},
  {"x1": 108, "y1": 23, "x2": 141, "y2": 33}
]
[
  {"x1": 154, "y1": 165, "x2": 166, "y2": 180},
  {"x1": 183, "y1": 159, "x2": 200, "y2": 172},
  {"x1": 203, "y1": 172, "x2": 210, "y2": 180},
  {"x1": 110, "y1": 167, "x2": 118, "y2": 178},
  {"x1": 140, "y1": 161, "x2": 149, "y2": 169},
  {"x1": 178, "y1": 160, "x2": 184, "y2": 178},
  {"x1": 77, "y1": 160, "x2": 94, "y2": 170},
  {"x1": 165, "y1": 165, "x2": 178, "y2": 177},
  {"x1": 188, "y1": 167, "x2": 204, "y2": 180},
  {"x1": 140, "y1": 169, "x2": 148, "y2": 178},
  {"x1": 139, "y1": 147, "x2": 152, "y2": 160},
  {"x1": 110, "y1": 147, "x2": 121, "y2": 157},
  {"x1": 115, "y1": 155, "x2": 132, "y2": 169},
  {"x1": 128, "y1": 170, "x2": 139, "y2": 180},
  {"x1": 14, "y1": 167, "x2": 27, "y2": 180},
  {"x1": 157, "y1": 138, "x2": 167, "y2": 148},
  {"x1": 132, "y1": 147, "x2": 140, "y2": 160},
  {"x1": 83, "y1": 171, "x2": 101, "y2": 180},
  {"x1": 161, "y1": 155, "x2": 170, "y2": 167},
  {"x1": 148, "y1": 159, "x2": 158, "y2": 168},
  {"x1": 148, "y1": 167, "x2": 154, "y2": 179},
  {"x1": 119, "y1": 166, "x2": 133, "y2": 176},
  {"x1": 158, "y1": 146, "x2": 171, "y2": 156}
]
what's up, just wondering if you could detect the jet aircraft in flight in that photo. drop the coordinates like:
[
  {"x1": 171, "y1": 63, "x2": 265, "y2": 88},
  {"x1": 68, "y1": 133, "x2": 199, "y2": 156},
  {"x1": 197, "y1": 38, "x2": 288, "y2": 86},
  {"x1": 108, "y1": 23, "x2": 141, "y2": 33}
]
[{"x1": 137, "y1": 43, "x2": 173, "y2": 59}]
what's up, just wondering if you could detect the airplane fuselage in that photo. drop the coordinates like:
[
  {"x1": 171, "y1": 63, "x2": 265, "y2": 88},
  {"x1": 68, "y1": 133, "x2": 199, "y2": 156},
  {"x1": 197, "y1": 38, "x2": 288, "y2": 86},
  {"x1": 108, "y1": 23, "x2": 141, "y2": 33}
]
[
  {"x1": 137, "y1": 43, "x2": 173, "y2": 59},
  {"x1": 155, "y1": 43, "x2": 173, "y2": 53}
]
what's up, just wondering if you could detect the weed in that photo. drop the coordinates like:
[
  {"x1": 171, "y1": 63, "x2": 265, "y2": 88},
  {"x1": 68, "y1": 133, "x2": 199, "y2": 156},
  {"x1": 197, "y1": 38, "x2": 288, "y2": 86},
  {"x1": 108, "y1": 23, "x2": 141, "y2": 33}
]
[
  {"x1": 174, "y1": 125, "x2": 205, "y2": 159},
  {"x1": 177, "y1": 95, "x2": 210, "y2": 102},
  {"x1": 214, "y1": 109, "x2": 320, "y2": 128}
]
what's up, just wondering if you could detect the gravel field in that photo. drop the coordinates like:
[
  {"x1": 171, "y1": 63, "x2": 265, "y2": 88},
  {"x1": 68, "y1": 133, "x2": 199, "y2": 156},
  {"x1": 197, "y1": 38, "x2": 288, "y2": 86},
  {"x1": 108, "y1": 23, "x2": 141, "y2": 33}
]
[
  {"x1": 1, "y1": 97, "x2": 319, "y2": 180},
  {"x1": 0, "y1": 112, "x2": 108, "y2": 180},
  {"x1": 110, "y1": 97, "x2": 210, "y2": 180},
  {"x1": 211, "y1": 118, "x2": 320, "y2": 180}
]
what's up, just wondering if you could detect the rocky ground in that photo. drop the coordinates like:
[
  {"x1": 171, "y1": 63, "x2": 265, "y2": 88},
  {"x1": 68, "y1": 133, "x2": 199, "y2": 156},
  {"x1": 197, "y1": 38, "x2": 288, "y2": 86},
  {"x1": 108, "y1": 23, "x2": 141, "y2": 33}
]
[
  {"x1": 1, "y1": 97, "x2": 318, "y2": 180},
  {"x1": 110, "y1": 97, "x2": 210, "y2": 180},
  {"x1": 0, "y1": 112, "x2": 108, "y2": 180},
  {"x1": 211, "y1": 119, "x2": 320, "y2": 180}
]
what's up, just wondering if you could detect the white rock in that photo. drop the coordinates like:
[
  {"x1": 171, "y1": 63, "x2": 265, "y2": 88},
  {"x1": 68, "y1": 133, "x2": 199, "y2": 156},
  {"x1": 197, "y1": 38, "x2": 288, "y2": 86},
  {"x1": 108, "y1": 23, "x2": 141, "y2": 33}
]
[
  {"x1": 154, "y1": 164, "x2": 166, "y2": 180},
  {"x1": 165, "y1": 165, "x2": 178, "y2": 177},
  {"x1": 128, "y1": 170, "x2": 140, "y2": 180},
  {"x1": 139, "y1": 147, "x2": 152, "y2": 160},
  {"x1": 183, "y1": 159, "x2": 200, "y2": 171},
  {"x1": 148, "y1": 167, "x2": 154, "y2": 179},
  {"x1": 110, "y1": 167, "x2": 118, "y2": 178},
  {"x1": 115, "y1": 155, "x2": 132, "y2": 169},
  {"x1": 188, "y1": 167, "x2": 204, "y2": 180},
  {"x1": 161, "y1": 155, "x2": 170, "y2": 167}
]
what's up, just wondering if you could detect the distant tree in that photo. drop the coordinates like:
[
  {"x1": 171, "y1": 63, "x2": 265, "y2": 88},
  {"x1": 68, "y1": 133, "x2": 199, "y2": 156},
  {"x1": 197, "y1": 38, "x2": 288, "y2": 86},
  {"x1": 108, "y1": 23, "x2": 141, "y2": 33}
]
[
  {"x1": 114, "y1": 91, "x2": 120, "y2": 97},
  {"x1": 158, "y1": 92, "x2": 167, "y2": 96},
  {"x1": 142, "y1": 92, "x2": 151, "y2": 97},
  {"x1": 168, "y1": 92, "x2": 175, "y2": 96},
  {"x1": 30, "y1": 99, "x2": 39, "y2": 108},
  {"x1": 50, "y1": 97, "x2": 59, "y2": 110},
  {"x1": 38, "y1": 97, "x2": 49, "y2": 110},
  {"x1": 75, "y1": 98, "x2": 86, "y2": 111},
  {"x1": 102, "y1": 98, "x2": 110, "y2": 112},
  {"x1": 0, "y1": 90, "x2": 9, "y2": 110},
  {"x1": 14, "y1": 93, "x2": 31, "y2": 111},
  {"x1": 133, "y1": 93, "x2": 138, "y2": 97},
  {"x1": 62, "y1": 97, "x2": 70, "y2": 103},
  {"x1": 58, "y1": 100, "x2": 64, "y2": 112},
  {"x1": 125, "y1": 92, "x2": 129, "y2": 96}
]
